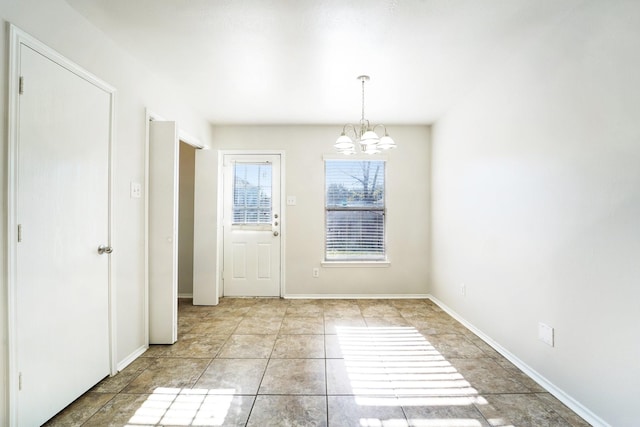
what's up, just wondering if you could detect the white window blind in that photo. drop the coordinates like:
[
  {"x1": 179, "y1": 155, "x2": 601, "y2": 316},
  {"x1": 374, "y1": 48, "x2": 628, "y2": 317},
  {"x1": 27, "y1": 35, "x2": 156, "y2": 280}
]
[
  {"x1": 325, "y1": 160, "x2": 386, "y2": 261},
  {"x1": 233, "y1": 162, "x2": 272, "y2": 224}
]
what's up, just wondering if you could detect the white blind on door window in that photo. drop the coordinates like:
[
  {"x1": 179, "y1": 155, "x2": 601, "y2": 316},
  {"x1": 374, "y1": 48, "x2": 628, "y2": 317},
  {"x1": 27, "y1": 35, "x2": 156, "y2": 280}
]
[
  {"x1": 325, "y1": 160, "x2": 386, "y2": 261},
  {"x1": 233, "y1": 162, "x2": 272, "y2": 224}
]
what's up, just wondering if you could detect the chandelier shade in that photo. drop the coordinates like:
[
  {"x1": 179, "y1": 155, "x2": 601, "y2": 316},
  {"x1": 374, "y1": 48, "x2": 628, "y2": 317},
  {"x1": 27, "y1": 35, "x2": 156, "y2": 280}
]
[
  {"x1": 377, "y1": 135, "x2": 396, "y2": 150},
  {"x1": 334, "y1": 133, "x2": 354, "y2": 150},
  {"x1": 360, "y1": 130, "x2": 380, "y2": 145},
  {"x1": 335, "y1": 75, "x2": 396, "y2": 155}
]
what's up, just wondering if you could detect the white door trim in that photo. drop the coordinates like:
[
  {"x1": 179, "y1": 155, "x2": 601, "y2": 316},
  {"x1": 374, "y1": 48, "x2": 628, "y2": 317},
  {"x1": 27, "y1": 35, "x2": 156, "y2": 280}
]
[
  {"x1": 146, "y1": 110, "x2": 206, "y2": 148},
  {"x1": 6, "y1": 24, "x2": 117, "y2": 426},
  {"x1": 216, "y1": 150, "x2": 286, "y2": 299}
]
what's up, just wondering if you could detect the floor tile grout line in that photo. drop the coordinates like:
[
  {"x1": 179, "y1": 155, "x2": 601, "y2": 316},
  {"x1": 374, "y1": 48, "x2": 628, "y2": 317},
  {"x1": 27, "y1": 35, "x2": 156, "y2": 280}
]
[
  {"x1": 50, "y1": 299, "x2": 591, "y2": 426},
  {"x1": 79, "y1": 393, "x2": 119, "y2": 427},
  {"x1": 324, "y1": 324, "x2": 330, "y2": 426},
  {"x1": 80, "y1": 353, "x2": 162, "y2": 427}
]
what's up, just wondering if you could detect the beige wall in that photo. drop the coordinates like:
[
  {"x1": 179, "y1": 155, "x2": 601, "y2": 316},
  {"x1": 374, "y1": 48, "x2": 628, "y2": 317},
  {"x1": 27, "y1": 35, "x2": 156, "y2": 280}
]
[
  {"x1": 178, "y1": 142, "x2": 196, "y2": 296},
  {"x1": 0, "y1": 1, "x2": 213, "y2": 424},
  {"x1": 210, "y1": 125, "x2": 431, "y2": 296},
  {"x1": 431, "y1": 2, "x2": 640, "y2": 426}
]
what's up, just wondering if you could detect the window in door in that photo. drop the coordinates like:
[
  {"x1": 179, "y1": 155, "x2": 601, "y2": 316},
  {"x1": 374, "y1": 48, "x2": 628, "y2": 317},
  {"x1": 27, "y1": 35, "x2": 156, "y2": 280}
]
[
  {"x1": 233, "y1": 162, "x2": 272, "y2": 224},
  {"x1": 325, "y1": 159, "x2": 386, "y2": 261}
]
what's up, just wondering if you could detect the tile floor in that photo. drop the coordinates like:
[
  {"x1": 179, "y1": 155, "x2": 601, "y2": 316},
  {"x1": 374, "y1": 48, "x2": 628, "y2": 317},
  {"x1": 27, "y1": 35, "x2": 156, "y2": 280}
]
[{"x1": 45, "y1": 298, "x2": 591, "y2": 426}]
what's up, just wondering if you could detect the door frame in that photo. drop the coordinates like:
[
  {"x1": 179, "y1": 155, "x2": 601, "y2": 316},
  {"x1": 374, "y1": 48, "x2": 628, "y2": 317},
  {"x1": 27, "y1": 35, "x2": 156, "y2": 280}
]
[
  {"x1": 144, "y1": 110, "x2": 204, "y2": 344},
  {"x1": 6, "y1": 25, "x2": 117, "y2": 425},
  {"x1": 216, "y1": 150, "x2": 286, "y2": 298}
]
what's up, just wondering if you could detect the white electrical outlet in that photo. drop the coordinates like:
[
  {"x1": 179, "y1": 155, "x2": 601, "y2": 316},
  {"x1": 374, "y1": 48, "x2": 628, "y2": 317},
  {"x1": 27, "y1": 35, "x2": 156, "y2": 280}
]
[
  {"x1": 538, "y1": 322, "x2": 554, "y2": 347},
  {"x1": 312, "y1": 268, "x2": 320, "y2": 278},
  {"x1": 130, "y1": 182, "x2": 142, "y2": 199}
]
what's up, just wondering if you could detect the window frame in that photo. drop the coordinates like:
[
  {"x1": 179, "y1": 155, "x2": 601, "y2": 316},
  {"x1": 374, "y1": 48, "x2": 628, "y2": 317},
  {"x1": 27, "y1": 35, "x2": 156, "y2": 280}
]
[{"x1": 323, "y1": 156, "x2": 389, "y2": 265}]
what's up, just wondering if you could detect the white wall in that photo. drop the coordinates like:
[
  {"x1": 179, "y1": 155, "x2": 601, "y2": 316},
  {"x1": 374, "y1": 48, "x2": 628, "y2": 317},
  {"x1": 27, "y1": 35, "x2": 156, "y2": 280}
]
[
  {"x1": 0, "y1": 1, "x2": 213, "y2": 424},
  {"x1": 210, "y1": 125, "x2": 431, "y2": 297},
  {"x1": 431, "y1": 2, "x2": 640, "y2": 426}
]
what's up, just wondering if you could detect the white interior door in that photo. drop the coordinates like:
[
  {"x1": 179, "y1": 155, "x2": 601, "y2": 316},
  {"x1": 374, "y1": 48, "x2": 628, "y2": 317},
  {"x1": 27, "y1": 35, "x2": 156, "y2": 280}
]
[
  {"x1": 14, "y1": 41, "x2": 112, "y2": 426},
  {"x1": 148, "y1": 120, "x2": 179, "y2": 344},
  {"x1": 223, "y1": 154, "x2": 281, "y2": 296}
]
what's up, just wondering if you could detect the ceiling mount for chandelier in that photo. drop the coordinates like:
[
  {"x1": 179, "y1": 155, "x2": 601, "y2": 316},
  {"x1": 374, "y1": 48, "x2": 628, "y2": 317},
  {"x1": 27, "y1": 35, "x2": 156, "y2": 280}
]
[{"x1": 334, "y1": 75, "x2": 396, "y2": 155}]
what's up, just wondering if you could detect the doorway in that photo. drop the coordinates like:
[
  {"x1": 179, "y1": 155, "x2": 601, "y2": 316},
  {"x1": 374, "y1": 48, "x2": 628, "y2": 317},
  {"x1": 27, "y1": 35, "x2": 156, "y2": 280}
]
[
  {"x1": 221, "y1": 153, "x2": 284, "y2": 297},
  {"x1": 178, "y1": 142, "x2": 196, "y2": 298}
]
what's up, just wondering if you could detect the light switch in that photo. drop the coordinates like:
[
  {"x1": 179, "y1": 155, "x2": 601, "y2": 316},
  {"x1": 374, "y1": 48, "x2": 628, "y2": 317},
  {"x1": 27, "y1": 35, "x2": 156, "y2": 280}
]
[{"x1": 287, "y1": 196, "x2": 296, "y2": 206}]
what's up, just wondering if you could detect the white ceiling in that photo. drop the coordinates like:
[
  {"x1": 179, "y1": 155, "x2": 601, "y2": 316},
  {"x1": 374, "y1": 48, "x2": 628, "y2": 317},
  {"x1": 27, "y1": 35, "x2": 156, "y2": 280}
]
[{"x1": 66, "y1": 0, "x2": 580, "y2": 125}]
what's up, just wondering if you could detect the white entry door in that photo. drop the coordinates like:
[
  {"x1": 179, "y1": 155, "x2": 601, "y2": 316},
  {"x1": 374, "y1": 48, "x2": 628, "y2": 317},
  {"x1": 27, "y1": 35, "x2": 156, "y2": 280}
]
[
  {"x1": 223, "y1": 154, "x2": 281, "y2": 296},
  {"x1": 13, "y1": 36, "x2": 113, "y2": 426},
  {"x1": 148, "y1": 120, "x2": 179, "y2": 344}
]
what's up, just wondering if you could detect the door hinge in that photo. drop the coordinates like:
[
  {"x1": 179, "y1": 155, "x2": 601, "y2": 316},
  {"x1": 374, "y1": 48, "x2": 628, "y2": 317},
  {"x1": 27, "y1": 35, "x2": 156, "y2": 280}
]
[
  {"x1": 19, "y1": 372, "x2": 22, "y2": 390},
  {"x1": 19, "y1": 76, "x2": 24, "y2": 95},
  {"x1": 17, "y1": 224, "x2": 22, "y2": 242}
]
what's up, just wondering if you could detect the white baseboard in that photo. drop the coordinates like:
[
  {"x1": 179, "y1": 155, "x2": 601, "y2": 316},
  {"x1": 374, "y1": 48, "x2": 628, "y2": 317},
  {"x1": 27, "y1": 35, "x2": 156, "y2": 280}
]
[
  {"x1": 428, "y1": 295, "x2": 609, "y2": 427},
  {"x1": 115, "y1": 345, "x2": 148, "y2": 373},
  {"x1": 283, "y1": 294, "x2": 430, "y2": 299}
]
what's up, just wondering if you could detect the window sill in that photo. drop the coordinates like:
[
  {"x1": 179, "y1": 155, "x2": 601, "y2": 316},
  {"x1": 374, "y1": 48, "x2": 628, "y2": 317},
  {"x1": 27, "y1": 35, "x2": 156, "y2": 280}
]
[{"x1": 321, "y1": 261, "x2": 390, "y2": 268}]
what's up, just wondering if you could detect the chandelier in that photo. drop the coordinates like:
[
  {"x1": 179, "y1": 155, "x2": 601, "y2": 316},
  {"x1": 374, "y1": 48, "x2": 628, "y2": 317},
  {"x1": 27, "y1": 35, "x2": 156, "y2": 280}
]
[{"x1": 334, "y1": 75, "x2": 396, "y2": 155}]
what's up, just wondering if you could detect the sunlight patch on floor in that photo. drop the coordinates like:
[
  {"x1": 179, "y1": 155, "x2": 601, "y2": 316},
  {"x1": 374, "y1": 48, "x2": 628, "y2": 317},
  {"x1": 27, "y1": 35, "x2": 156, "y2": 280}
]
[
  {"x1": 125, "y1": 387, "x2": 235, "y2": 426},
  {"x1": 405, "y1": 420, "x2": 484, "y2": 427},
  {"x1": 339, "y1": 326, "x2": 483, "y2": 427},
  {"x1": 337, "y1": 326, "x2": 478, "y2": 398}
]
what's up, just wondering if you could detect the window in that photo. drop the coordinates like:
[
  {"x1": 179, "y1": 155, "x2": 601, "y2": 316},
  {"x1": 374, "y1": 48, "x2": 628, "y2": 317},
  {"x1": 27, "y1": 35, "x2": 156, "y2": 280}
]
[
  {"x1": 325, "y1": 159, "x2": 386, "y2": 261},
  {"x1": 232, "y1": 162, "x2": 272, "y2": 224}
]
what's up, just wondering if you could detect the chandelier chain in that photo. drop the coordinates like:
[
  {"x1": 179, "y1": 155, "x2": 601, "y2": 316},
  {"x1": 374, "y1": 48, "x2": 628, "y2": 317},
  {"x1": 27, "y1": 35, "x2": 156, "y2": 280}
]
[{"x1": 361, "y1": 77, "x2": 365, "y2": 123}]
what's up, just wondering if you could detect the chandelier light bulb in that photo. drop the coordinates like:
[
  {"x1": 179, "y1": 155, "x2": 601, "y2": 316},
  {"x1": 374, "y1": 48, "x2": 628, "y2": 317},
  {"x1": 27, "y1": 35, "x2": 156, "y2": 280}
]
[{"x1": 364, "y1": 144, "x2": 381, "y2": 155}]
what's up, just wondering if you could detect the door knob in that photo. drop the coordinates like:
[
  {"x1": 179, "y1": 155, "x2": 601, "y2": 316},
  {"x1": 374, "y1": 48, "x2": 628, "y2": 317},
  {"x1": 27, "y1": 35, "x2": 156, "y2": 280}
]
[
  {"x1": 98, "y1": 245, "x2": 113, "y2": 254},
  {"x1": 273, "y1": 231, "x2": 279, "y2": 236}
]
